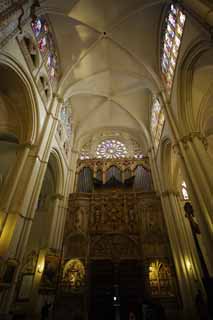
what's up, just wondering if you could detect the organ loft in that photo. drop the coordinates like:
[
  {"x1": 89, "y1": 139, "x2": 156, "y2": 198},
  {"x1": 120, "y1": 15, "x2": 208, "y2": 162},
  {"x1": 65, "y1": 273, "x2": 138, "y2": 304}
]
[{"x1": 0, "y1": 1, "x2": 213, "y2": 320}]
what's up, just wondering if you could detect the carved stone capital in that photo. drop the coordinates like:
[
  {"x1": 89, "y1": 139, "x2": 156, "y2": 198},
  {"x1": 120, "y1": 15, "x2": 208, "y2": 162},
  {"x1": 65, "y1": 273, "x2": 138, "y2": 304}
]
[{"x1": 179, "y1": 132, "x2": 208, "y2": 149}]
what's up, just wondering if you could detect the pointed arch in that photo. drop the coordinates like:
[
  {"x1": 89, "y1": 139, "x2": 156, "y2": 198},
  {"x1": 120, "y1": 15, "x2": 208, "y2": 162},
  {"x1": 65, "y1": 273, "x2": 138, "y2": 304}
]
[{"x1": 0, "y1": 52, "x2": 39, "y2": 144}]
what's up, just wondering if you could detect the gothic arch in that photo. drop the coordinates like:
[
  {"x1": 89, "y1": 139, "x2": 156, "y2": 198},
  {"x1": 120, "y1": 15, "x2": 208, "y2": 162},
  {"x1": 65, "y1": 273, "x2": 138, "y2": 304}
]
[
  {"x1": 0, "y1": 53, "x2": 39, "y2": 144},
  {"x1": 49, "y1": 148, "x2": 65, "y2": 195},
  {"x1": 176, "y1": 39, "x2": 213, "y2": 134},
  {"x1": 63, "y1": 233, "x2": 88, "y2": 259},
  {"x1": 90, "y1": 233, "x2": 140, "y2": 259}
]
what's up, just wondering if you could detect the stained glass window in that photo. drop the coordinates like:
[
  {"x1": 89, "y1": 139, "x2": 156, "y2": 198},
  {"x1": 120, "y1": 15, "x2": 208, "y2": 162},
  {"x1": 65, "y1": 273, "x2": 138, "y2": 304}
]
[
  {"x1": 181, "y1": 181, "x2": 189, "y2": 200},
  {"x1": 31, "y1": 16, "x2": 58, "y2": 80},
  {"x1": 32, "y1": 16, "x2": 48, "y2": 38},
  {"x1": 161, "y1": 3, "x2": 186, "y2": 93},
  {"x1": 38, "y1": 36, "x2": 47, "y2": 53},
  {"x1": 96, "y1": 139, "x2": 128, "y2": 159},
  {"x1": 151, "y1": 97, "x2": 165, "y2": 149},
  {"x1": 60, "y1": 100, "x2": 72, "y2": 138}
]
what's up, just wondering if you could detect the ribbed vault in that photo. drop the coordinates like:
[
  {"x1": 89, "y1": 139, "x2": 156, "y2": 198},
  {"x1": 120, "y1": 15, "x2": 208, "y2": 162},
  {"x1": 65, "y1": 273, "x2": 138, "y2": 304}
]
[{"x1": 39, "y1": 0, "x2": 166, "y2": 149}]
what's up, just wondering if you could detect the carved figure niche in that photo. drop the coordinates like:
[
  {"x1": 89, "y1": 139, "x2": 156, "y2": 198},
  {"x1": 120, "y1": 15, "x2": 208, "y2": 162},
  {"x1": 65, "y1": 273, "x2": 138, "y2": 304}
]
[{"x1": 148, "y1": 260, "x2": 175, "y2": 297}]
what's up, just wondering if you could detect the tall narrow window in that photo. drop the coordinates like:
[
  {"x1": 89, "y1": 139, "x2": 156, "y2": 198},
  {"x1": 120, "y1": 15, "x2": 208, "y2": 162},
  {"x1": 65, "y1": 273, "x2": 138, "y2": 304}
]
[
  {"x1": 181, "y1": 181, "x2": 189, "y2": 200},
  {"x1": 32, "y1": 16, "x2": 58, "y2": 81},
  {"x1": 60, "y1": 100, "x2": 72, "y2": 138},
  {"x1": 161, "y1": 3, "x2": 186, "y2": 94},
  {"x1": 151, "y1": 97, "x2": 165, "y2": 149}
]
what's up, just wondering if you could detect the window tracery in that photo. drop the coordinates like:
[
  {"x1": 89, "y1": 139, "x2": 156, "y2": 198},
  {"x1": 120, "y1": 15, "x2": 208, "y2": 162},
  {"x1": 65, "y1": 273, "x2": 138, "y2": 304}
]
[
  {"x1": 151, "y1": 97, "x2": 165, "y2": 149},
  {"x1": 79, "y1": 132, "x2": 143, "y2": 160},
  {"x1": 161, "y1": 3, "x2": 186, "y2": 93},
  {"x1": 96, "y1": 139, "x2": 128, "y2": 159},
  {"x1": 31, "y1": 16, "x2": 58, "y2": 81}
]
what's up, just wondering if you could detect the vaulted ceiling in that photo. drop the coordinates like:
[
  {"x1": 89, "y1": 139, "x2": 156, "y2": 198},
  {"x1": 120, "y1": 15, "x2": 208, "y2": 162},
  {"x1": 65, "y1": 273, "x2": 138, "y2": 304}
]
[{"x1": 40, "y1": 0, "x2": 167, "y2": 152}]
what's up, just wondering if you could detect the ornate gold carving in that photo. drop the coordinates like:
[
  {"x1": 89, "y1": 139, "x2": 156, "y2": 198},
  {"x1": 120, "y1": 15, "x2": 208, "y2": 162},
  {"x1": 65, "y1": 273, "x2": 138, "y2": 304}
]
[
  {"x1": 77, "y1": 157, "x2": 151, "y2": 173},
  {"x1": 65, "y1": 191, "x2": 177, "y2": 298},
  {"x1": 148, "y1": 260, "x2": 175, "y2": 297},
  {"x1": 62, "y1": 259, "x2": 85, "y2": 291},
  {"x1": 90, "y1": 234, "x2": 139, "y2": 259},
  {"x1": 89, "y1": 192, "x2": 138, "y2": 233}
]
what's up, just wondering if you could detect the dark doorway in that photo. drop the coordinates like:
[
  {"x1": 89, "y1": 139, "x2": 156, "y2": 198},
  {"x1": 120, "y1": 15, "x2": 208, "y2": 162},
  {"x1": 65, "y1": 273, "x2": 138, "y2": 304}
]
[{"x1": 89, "y1": 260, "x2": 143, "y2": 320}]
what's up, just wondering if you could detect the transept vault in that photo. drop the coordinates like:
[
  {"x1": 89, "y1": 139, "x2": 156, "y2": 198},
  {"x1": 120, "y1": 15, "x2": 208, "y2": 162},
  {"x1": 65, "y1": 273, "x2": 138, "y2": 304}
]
[{"x1": 0, "y1": 1, "x2": 213, "y2": 320}]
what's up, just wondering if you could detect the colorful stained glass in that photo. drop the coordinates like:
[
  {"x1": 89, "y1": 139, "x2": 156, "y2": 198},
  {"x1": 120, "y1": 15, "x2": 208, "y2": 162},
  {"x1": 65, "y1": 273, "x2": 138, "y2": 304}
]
[
  {"x1": 161, "y1": 4, "x2": 186, "y2": 93},
  {"x1": 32, "y1": 15, "x2": 58, "y2": 80},
  {"x1": 31, "y1": 18, "x2": 42, "y2": 37},
  {"x1": 38, "y1": 36, "x2": 47, "y2": 52},
  {"x1": 31, "y1": 17, "x2": 48, "y2": 37},
  {"x1": 151, "y1": 97, "x2": 165, "y2": 149}
]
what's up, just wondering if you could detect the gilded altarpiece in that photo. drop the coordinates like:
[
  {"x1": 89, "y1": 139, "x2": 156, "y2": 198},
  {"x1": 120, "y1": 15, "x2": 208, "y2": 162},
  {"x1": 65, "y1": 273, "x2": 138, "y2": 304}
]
[
  {"x1": 65, "y1": 195, "x2": 177, "y2": 295},
  {"x1": 60, "y1": 159, "x2": 179, "y2": 320}
]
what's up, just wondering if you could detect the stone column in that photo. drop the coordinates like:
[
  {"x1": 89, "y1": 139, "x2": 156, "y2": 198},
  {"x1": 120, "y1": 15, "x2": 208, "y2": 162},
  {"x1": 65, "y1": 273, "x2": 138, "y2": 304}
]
[
  {"x1": 174, "y1": 195, "x2": 203, "y2": 285},
  {"x1": 173, "y1": 137, "x2": 213, "y2": 274},
  {"x1": 47, "y1": 193, "x2": 64, "y2": 251},
  {"x1": 147, "y1": 147, "x2": 160, "y2": 193},
  {"x1": 160, "y1": 190, "x2": 199, "y2": 319},
  {"x1": 0, "y1": 149, "x2": 48, "y2": 317},
  {"x1": 0, "y1": 94, "x2": 63, "y2": 316}
]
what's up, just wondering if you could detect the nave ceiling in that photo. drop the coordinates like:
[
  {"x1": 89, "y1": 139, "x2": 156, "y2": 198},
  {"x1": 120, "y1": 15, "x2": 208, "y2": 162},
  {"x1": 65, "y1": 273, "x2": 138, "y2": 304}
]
[{"x1": 38, "y1": 0, "x2": 167, "y2": 151}]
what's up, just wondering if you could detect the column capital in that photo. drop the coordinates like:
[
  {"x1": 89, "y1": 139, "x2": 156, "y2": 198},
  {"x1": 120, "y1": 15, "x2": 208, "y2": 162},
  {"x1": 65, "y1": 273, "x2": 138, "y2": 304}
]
[
  {"x1": 173, "y1": 132, "x2": 208, "y2": 153},
  {"x1": 179, "y1": 132, "x2": 208, "y2": 149}
]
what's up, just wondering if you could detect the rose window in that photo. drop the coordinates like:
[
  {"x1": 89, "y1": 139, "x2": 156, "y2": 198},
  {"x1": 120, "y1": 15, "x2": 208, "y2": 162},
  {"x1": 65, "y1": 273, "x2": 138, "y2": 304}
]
[{"x1": 96, "y1": 139, "x2": 128, "y2": 159}]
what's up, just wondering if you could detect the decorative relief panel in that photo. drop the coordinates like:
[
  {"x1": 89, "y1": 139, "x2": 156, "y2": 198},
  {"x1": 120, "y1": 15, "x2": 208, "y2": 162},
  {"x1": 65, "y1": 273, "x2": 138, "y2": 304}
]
[
  {"x1": 64, "y1": 235, "x2": 87, "y2": 260},
  {"x1": 77, "y1": 158, "x2": 150, "y2": 174},
  {"x1": 65, "y1": 195, "x2": 90, "y2": 236},
  {"x1": 137, "y1": 197, "x2": 167, "y2": 243},
  {"x1": 89, "y1": 192, "x2": 138, "y2": 233},
  {"x1": 146, "y1": 259, "x2": 176, "y2": 297},
  {"x1": 65, "y1": 191, "x2": 177, "y2": 299},
  {"x1": 90, "y1": 234, "x2": 140, "y2": 260}
]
